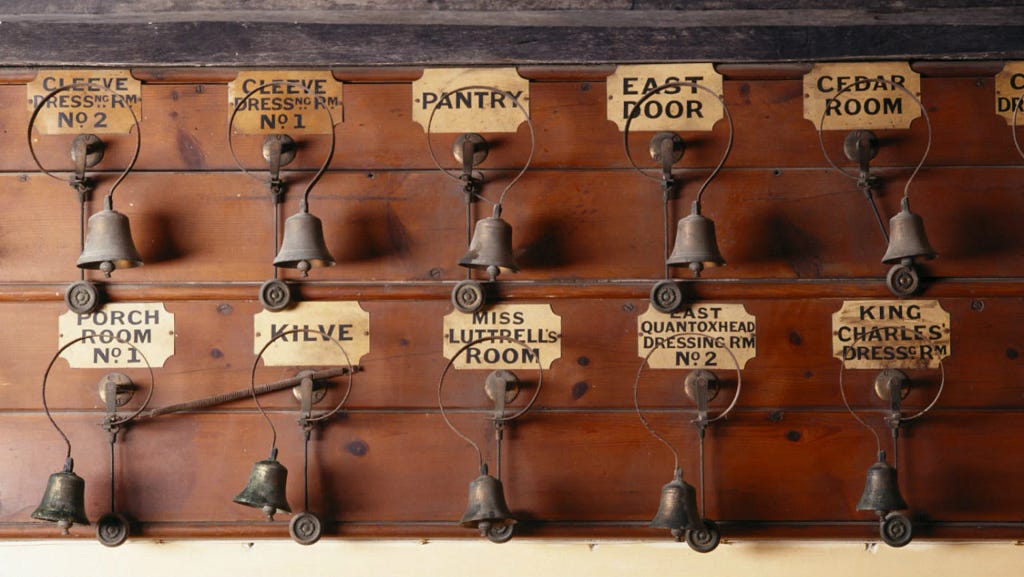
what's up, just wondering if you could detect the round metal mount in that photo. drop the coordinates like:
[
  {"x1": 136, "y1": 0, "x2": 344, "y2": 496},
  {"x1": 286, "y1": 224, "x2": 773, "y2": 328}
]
[
  {"x1": 480, "y1": 521, "x2": 515, "y2": 544},
  {"x1": 843, "y1": 130, "x2": 879, "y2": 163},
  {"x1": 650, "y1": 280, "x2": 684, "y2": 314},
  {"x1": 881, "y1": 511, "x2": 913, "y2": 547},
  {"x1": 685, "y1": 519, "x2": 721, "y2": 553},
  {"x1": 96, "y1": 512, "x2": 130, "y2": 547},
  {"x1": 451, "y1": 133, "x2": 489, "y2": 167},
  {"x1": 289, "y1": 511, "x2": 324, "y2": 546},
  {"x1": 452, "y1": 279, "x2": 486, "y2": 314},
  {"x1": 65, "y1": 280, "x2": 101, "y2": 314},
  {"x1": 259, "y1": 279, "x2": 293, "y2": 311},
  {"x1": 873, "y1": 369, "x2": 910, "y2": 402},
  {"x1": 97, "y1": 372, "x2": 135, "y2": 407},
  {"x1": 684, "y1": 369, "x2": 720, "y2": 404},
  {"x1": 261, "y1": 134, "x2": 297, "y2": 167},
  {"x1": 648, "y1": 132, "x2": 685, "y2": 165},
  {"x1": 70, "y1": 134, "x2": 105, "y2": 169},
  {"x1": 291, "y1": 369, "x2": 328, "y2": 405},
  {"x1": 485, "y1": 370, "x2": 520, "y2": 404},
  {"x1": 886, "y1": 261, "x2": 920, "y2": 297}
]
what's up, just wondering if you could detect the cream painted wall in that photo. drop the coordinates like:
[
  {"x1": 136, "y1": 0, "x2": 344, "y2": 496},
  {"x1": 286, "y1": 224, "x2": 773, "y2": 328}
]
[{"x1": 1, "y1": 540, "x2": 1022, "y2": 577}]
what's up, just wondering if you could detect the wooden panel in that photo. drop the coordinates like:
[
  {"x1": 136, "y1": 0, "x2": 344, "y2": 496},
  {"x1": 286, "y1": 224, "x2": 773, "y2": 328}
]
[{"x1": 0, "y1": 64, "x2": 1022, "y2": 543}]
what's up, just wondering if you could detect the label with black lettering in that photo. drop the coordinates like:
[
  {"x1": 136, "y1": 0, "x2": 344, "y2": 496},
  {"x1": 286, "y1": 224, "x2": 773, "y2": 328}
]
[
  {"x1": 638, "y1": 304, "x2": 756, "y2": 369},
  {"x1": 804, "y1": 62, "x2": 921, "y2": 130},
  {"x1": 995, "y1": 62, "x2": 1024, "y2": 125},
  {"x1": 58, "y1": 303, "x2": 175, "y2": 368},
  {"x1": 832, "y1": 300, "x2": 950, "y2": 369},
  {"x1": 442, "y1": 304, "x2": 561, "y2": 369},
  {"x1": 412, "y1": 68, "x2": 530, "y2": 133},
  {"x1": 253, "y1": 302, "x2": 369, "y2": 366},
  {"x1": 228, "y1": 71, "x2": 343, "y2": 135},
  {"x1": 607, "y1": 63, "x2": 723, "y2": 132},
  {"x1": 27, "y1": 70, "x2": 142, "y2": 135}
]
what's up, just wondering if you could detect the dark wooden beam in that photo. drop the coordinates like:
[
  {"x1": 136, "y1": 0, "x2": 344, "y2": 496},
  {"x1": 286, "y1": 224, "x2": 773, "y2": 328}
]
[{"x1": 0, "y1": 5, "x2": 1020, "y2": 65}]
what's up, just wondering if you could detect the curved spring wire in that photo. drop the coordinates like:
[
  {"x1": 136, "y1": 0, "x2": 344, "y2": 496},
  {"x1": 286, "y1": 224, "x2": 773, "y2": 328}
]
[
  {"x1": 249, "y1": 327, "x2": 356, "y2": 454},
  {"x1": 837, "y1": 326, "x2": 947, "y2": 457},
  {"x1": 816, "y1": 77, "x2": 932, "y2": 203},
  {"x1": 436, "y1": 335, "x2": 544, "y2": 473},
  {"x1": 425, "y1": 84, "x2": 535, "y2": 217},
  {"x1": 632, "y1": 332, "x2": 743, "y2": 474},
  {"x1": 41, "y1": 334, "x2": 156, "y2": 460},
  {"x1": 26, "y1": 81, "x2": 142, "y2": 203},
  {"x1": 622, "y1": 80, "x2": 734, "y2": 208},
  {"x1": 226, "y1": 79, "x2": 338, "y2": 211},
  {"x1": 1012, "y1": 92, "x2": 1024, "y2": 161}
]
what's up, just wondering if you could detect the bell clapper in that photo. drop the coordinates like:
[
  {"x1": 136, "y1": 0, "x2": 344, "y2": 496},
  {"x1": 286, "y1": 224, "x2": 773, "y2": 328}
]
[{"x1": 484, "y1": 521, "x2": 515, "y2": 544}]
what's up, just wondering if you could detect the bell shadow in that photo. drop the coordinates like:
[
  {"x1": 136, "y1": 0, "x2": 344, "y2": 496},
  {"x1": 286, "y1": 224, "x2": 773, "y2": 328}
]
[
  {"x1": 942, "y1": 204, "x2": 1020, "y2": 261},
  {"x1": 328, "y1": 206, "x2": 404, "y2": 263},
  {"x1": 741, "y1": 211, "x2": 824, "y2": 277},
  {"x1": 134, "y1": 211, "x2": 186, "y2": 264},
  {"x1": 514, "y1": 215, "x2": 568, "y2": 270}
]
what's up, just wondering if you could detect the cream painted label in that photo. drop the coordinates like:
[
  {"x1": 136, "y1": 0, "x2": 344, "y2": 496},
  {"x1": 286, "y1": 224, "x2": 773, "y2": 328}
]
[
  {"x1": 804, "y1": 62, "x2": 921, "y2": 130},
  {"x1": 443, "y1": 304, "x2": 561, "y2": 369},
  {"x1": 995, "y1": 62, "x2": 1024, "y2": 125},
  {"x1": 228, "y1": 71, "x2": 343, "y2": 135},
  {"x1": 638, "y1": 304, "x2": 756, "y2": 369},
  {"x1": 607, "y1": 63, "x2": 723, "y2": 132},
  {"x1": 253, "y1": 302, "x2": 369, "y2": 366},
  {"x1": 412, "y1": 68, "x2": 529, "y2": 133},
  {"x1": 58, "y1": 303, "x2": 174, "y2": 368},
  {"x1": 27, "y1": 70, "x2": 141, "y2": 135},
  {"x1": 832, "y1": 300, "x2": 950, "y2": 369}
]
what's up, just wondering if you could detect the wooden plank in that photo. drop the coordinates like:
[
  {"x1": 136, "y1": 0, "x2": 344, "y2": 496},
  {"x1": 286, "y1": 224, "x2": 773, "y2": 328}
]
[
  {"x1": 2, "y1": 411, "x2": 1023, "y2": 539},
  {"x1": 0, "y1": 297, "x2": 1017, "y2": 412}
]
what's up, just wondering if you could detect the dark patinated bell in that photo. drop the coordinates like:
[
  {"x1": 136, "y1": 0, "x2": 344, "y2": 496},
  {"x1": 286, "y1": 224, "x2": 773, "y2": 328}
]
[
  {"x1": 460, "y1": 472, "x2": 516, "y2": 532},
  {"x1": 857, "y1": 452, "x2": 908, "y2": 514},
  {"x1": 459, "y1": 216, "x2": 518, "y2": 279},
  {"x1": 650, "y1": 469, "x2": 703, "y2": 537},
  {"x1": 882, "y1": 197, "x2": 937, "y2": 264},
  {"x1": 32, "y1": 458, "x2": 89, "y2": 535},
  {"x1": 77, "y1": 198, "x2": 143, "y2": 277},
  {"x1": 273, "y1": 209, "x2": 335, "y2": 277},
  {"x1": 667, "y1": 202, "x2": 725, "y2": 277},
  {"x1": 234, "y1": 449, "x2": 291, "y2": 521}
]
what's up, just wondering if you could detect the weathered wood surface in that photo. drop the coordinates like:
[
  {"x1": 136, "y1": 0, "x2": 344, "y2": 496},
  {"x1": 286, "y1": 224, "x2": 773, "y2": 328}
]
[
  {"x1": 0, "y1": 3, "x2": 1021, "y2": 65},
  {"x1": 0, "y1": 65, "x2": 1021, "y2": 542}
]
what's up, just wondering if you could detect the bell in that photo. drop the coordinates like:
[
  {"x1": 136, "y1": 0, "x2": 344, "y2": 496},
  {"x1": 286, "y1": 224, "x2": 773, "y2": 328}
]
[
  {"x1": 459, "y1": 216, "x2": 518, "y2": 280},
  {"x1": 882, "y1": 197, "x2": 937, "y2": 264},
  {"x1": 459, "y1": 472, "x2": 515, "y2": 531},
  {"x1": 234, "y1": 449, "x2": 291, "y2": 521},
  {"x1": 273, "y1": 208, "x2": 335, "y2": 277},
  {"x1": 32, "y1": 458, "x2": 89, "y2": 535},
  {"x1": 77, "y1": 197, "x2": 143, "y2": 277},
  {"x1": 650, "y1": 470, "x2": 703, "y2": 534},
  {"x1": 856, "y1": 452, "x2": 908, "y2": 514},
  {"x1": 667, "y1": 202, "x2": 725, "y2": 277}
]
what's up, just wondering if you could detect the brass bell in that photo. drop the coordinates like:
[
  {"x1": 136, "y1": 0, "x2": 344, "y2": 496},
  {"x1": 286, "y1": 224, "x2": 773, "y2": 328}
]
[
  {"x1": 32, "y1": 458, "x2": 90, "y2": 535},
  {"x1": 273, "y1": 208, "x2": 335, "y2": 277},
  {"x1": 77, "y1": 197, "x2": 143, "y2": 277},
  {"x1": 460, "y1": 472, "x2": 516, "y2": 533},
  {"x1": 882, "y1": 197, "x2": 936, "y2": 264},
  {"x1": 857, "y1": 451, "x2": 908, "y2": 514},
  {"x1": 459, "y1": 216, "x2": 518, "y2": 281},
  {"x1": 667, "y1": 202, "x2": 725, "y2": 277},
  {"x1": 234, "y1": 448, "x2": 291, "y2": 521},
  {"x1": 651, "y1": 469, "x2": 703, "y2": 538}
]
